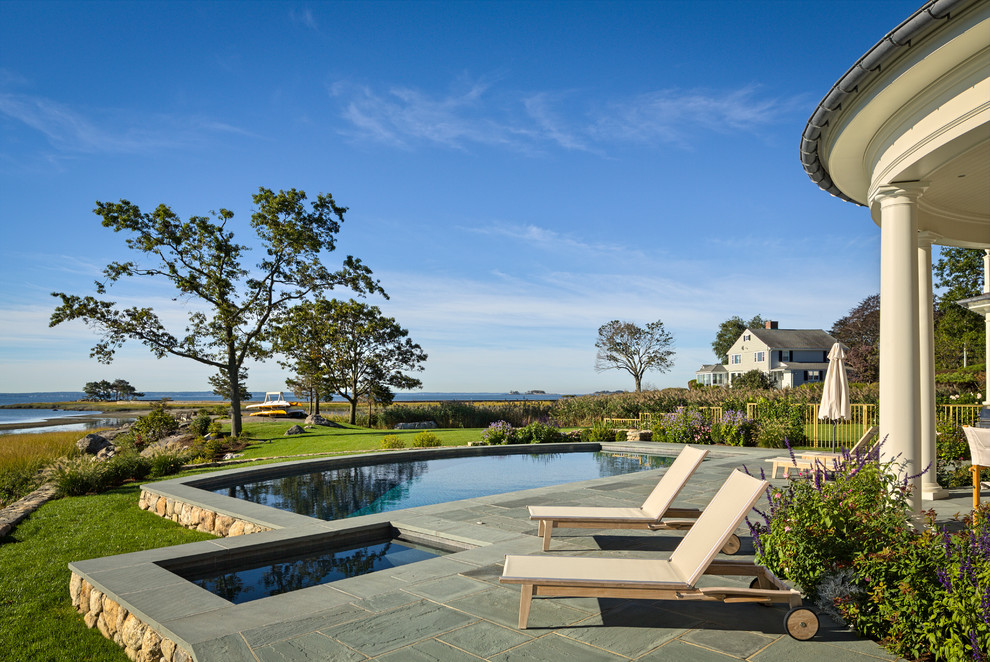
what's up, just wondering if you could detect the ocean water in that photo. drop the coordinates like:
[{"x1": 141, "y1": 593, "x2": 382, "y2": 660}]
[{"x1": 0, "y1": 391, "x2": 562, "y2": 407}]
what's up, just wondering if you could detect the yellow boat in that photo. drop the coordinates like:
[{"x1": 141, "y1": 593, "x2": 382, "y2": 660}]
[{"x1": 245, "y1": 392, "x2": 306, "y2": 418}]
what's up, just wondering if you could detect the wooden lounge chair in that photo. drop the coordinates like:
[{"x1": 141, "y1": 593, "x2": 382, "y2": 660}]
[
  {"x1": 528, "y1": 446, "x2": 741, "y2": 554},
  {"x1": 500, "y1": 470, "x2": 818, "y2": 641},
  {"x1": 766, "y1": 426, "x2": 878, "y2": 479}
]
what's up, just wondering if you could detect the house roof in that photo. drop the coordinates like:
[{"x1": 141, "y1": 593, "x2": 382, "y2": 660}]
[
  {"x1": 746, "y1": 328, "x2": 838, "y2": 350},
  {"x1": 773, "y1": 362, "x2": 831, "y2": 372},
  {"x1": 696, "y1": 364, "x2": 728, "y2": 374}
]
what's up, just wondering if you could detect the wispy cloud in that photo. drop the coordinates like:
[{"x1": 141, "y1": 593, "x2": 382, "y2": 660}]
[
  {"x1": 465, "y1": 222, "x2": 642, "y2": 260},
  {"x1": 0, "y1": 92, "x2": 256, "y2": 155},
  {"x1": 590, "y1": 85, "x2": 803, "y2": 147},
  {"x1": 330, "y1": 78, "x2": 803, "y2": 153},
  {"x1": 330, "y1": 79, "x2": 533, "y2": 151},
  {"x1": 289, "y1": 7, "x2": 318, "y2": 31}
]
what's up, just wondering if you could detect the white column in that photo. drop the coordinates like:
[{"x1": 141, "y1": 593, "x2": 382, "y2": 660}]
[
  {"x1": 873, "y1": 183, "x2": 927, "y2": 514},
  {"x1": 984, "y1": 249, "x2": 989, "y2": 408},
  {"x1": 918, "y1": 232, "x2": 946, "y2": 499}
]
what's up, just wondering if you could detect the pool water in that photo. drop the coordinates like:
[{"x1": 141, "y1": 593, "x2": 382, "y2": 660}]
[
  {"x1": 212, "y1": 451, "x2": 674, "y2": 521},
  {"x1": 180, "y1": 536, "x2": 443, "y2": 604}
]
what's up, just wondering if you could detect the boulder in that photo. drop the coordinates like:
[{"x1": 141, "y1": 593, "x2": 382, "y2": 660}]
[
  {"x1": 304, "y1": 413, "x2": 341, "y2": 427},
  {"x1": 77, "y1": 434, "x2": 112, "y2": 455},
  {"x1": 394, "y1": 421, "x2": 437, "y2": 430},
  {"x1": 285, "y1": 425, "x2": 305, "y2": 436}
]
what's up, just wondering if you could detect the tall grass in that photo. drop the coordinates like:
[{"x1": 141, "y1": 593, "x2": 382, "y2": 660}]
[{"x1": 0, "y1": 430, "x2": 100, "y2": 507}]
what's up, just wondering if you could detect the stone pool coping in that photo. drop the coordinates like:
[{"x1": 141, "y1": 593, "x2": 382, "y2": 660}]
[{"x1": 69, "y1": 442, "x2": 913, "y2": 661}]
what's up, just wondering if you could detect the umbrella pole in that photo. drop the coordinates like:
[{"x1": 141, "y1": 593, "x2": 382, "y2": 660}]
[{"x1": 832, "y1": 421, "x2": 837, "y2": 453}]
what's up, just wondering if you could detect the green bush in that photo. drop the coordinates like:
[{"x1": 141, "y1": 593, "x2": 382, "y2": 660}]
[
  {"x1": 709, "y1": 410, "x2": 756, "y2": 446},
  {"x1": 748, "y1": 446, "x2": 990, "y2": 661},
  {"x1": 581, "y1": 420, "x2": 618, "y2": 442},
  {"x1": 148, "y1": 450, "x2": 188, "y2": 478},
  {"x1": 99, "y1": 451, "x2": 151, "y2": 487},
  {"x1": 380, "y1": 401, "x2": 553, "y2": 429},
  {"x1": 379, "y1": 434, "x2": 406, "y2": 450},
  {"x1": 411, "y1": 431, "x2": 442, "y2": 448},
  {"x1": 189, "y1": 414, "x2": 212, "y2": 437},
  {"x1": 752, "y1": 397, "x2": 805, "y2": 448},
  {"x1": 131, "y1": 406, "x2": 179, "y2": 444}
]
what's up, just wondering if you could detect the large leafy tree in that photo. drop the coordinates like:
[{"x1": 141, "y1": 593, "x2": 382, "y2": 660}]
[
  {"x1": 82, "y1": 378, "x2": 143, "y2": 401},
  {"x1": 50, "y1": 187, "x2": 382, "y2": 436},
  {"x1": 933, "y1": 247, "x2": 985, "y2": 369},
  {"x1": 273, "y1": 299, "x2": 427, "y2": 424},
  {"x1": 711, "y1": 315, "x2": 765, "y2": 364},
  {"x1": 594, "y1": 320, "x2": 675, "y2": 392},
  {"x1": 830, "y1": 294, "x2": 880, "y2": 383}
]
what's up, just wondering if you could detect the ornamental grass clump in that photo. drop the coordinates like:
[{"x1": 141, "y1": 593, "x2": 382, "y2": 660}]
[{"x1": 746, "y1": 441, "x2": 989, "y2": 661}]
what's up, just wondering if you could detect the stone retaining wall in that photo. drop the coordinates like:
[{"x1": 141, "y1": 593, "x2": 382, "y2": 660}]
[
  {"x1": 137, "y1": 490, "x2": 272, "y2": 536},
  {"x1": 70, "y1": 573, "x2": 191, "y2": 662},
  {"x1": 70, "y1": 491, "x2": 272, "y2": 660}
]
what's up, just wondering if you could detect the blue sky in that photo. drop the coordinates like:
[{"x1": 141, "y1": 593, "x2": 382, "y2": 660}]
[{"x1": 0, "y1": 0, "x2": 928, "y2": 395}]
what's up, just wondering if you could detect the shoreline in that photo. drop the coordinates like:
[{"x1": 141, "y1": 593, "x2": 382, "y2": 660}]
[{"x1": 0, "y1": 411, "x2": 150, "y2": 433}]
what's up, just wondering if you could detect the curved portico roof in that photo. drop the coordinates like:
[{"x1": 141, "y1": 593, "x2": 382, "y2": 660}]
[{"x1": 799, "y1": 0, "x2": 989, "y2": 249}]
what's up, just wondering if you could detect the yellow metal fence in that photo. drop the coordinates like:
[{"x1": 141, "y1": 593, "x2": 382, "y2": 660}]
[{"x1": 605, "y1": 403, "x2": 982, "y2": 447}]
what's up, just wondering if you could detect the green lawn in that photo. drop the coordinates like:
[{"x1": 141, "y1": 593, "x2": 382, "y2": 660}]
[
  {"x1": 0, "y1": 483, "x2": 215, "y2": 662},
  {"x1": 234, "y1": 420, "x2": 483, "y2": 458}
]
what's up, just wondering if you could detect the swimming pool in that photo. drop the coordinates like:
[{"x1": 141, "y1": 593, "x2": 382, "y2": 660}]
[{"x1": 211, "y1": 451, "x2": 674, "y2": 521}]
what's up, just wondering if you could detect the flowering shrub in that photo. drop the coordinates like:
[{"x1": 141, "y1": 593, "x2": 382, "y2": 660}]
[
  {"x1": 650, "y1": 409, "x2": 712, "y2": 444},
  {"x1": 747, "y1": 443, "x2": 989, "y2": 661},
  {"x1": 709, "y1": 410, "x2": 756, "y2": 446},
  {"x1": 481, "y1": 421, "x2": 515, "y2": 445}
]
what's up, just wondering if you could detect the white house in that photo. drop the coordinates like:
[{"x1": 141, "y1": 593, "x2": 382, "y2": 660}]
[{"x1": 697, "y1": 321, "x2": 840, "y2": 388}]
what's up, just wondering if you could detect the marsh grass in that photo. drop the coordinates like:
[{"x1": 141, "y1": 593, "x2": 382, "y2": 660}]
[{"x1": 0, "y1": 430, "x2": 106, "y2": 507}]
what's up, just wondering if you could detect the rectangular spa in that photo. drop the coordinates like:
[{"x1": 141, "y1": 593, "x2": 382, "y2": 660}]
[{"x1": 157, "y1": 525, "x2": 467, "y2": 604}]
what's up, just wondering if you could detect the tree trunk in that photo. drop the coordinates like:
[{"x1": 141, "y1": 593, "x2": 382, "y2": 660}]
[
  {"x1": 314, "y1": 387, "x2": 321, "y2": 416},
  {"x1": 227, "y1": 348, "x2": 242, "y2": 437},
  {"x1": 634, "y1": 375, "x2": 642, "y2": 392}
]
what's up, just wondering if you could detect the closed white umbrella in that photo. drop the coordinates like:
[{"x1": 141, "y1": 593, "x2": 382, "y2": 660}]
[{"x1": 819, "y1": 342, "x2": 851, "y2": 452}]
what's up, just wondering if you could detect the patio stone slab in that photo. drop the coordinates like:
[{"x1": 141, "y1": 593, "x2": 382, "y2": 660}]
[
  {"x1": 321, "y1": 599, "x2": 476, "y2": 657},
  {"x1": 239, "y1": 603, "x2": 371, "y2": 648},
  {"x1": 445, "y1": 586, "x2": 597, "y2": 630},
  {"x1": 253, "y1": 632, "x2": 368, "y2": 661},
  {"x1": 557, "y1": 599, "x2": 703, "y2": 656},
  {"x1": 679, "y1": 627, "x2": 778, "y2": 658},
  {"x1": 374, "y1": 637, "x2": 483, "y2": 661},
  {"x1": 487, "y1": 632, "x2": 628, "y2": 661},
  {"x1": 436, "y1": 620, "x2": 535, "y2": 657},
  {"x1": 405, "y1": 574, "x2": 491, "y2": 602},
  {"x1": 637, "y1": 639, "x2": 740, "y2": 661}
]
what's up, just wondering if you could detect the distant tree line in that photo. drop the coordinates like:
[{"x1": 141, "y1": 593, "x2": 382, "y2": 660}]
[{"x1": 83, "y1": 379, "x2": 143, "y2": 401}]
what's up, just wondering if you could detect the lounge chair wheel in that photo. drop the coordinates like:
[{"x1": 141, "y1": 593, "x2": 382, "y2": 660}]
[
  {"x1": 720, "y1": 534, "x2": 740, "y2": 555},
  {"x1": 784, "y1": 607, "x2": 819, "y2": 641}
]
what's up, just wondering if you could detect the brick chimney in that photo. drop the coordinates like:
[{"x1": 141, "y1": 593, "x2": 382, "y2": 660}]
[{"x1": 765, "y1": 320, "x2": 778, "y2": 329}]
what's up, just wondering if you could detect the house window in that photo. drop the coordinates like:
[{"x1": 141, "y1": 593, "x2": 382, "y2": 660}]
[
  {"x1": 804, "y1": 370, "x2": 822, "y2": 382},
  {"x1": 730, "y1": 354, "x2": 742, "y2": 365},
  {"x1": 778, "y1": 350, "x2": 791, "y2": 362},
  {"x1": 743, "y1": 334, "x2": 751, "y2": 341},
  {"x1": 754, "y1": 351, "x2": 765, "y2": 362}
]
